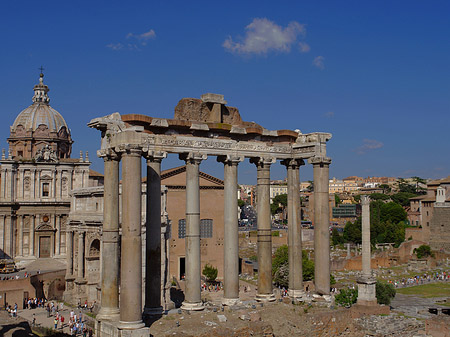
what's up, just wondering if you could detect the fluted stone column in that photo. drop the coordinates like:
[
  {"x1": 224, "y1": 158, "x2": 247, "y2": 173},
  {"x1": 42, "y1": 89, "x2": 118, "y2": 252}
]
[
  {"x1": 77, "y1": 231, "x2": 85, "y2": 280},
  {"x1": 251, "y1": 157, "x2": 276, "y2": 302},
  {"x1": 30, "y1": 215, "x2": 35, "y2": 257},
  {"x1": 66, "y1": 230, "x2": 74, "y2": 277},
  {"x1": 282, "y1": 159, "x2": 304, "y2": 299},
  {"x1": 310, "y1": 156, "x2": 331, "y2": 295},
  {"x1": 144, "y1": 151, "x2": 166, "y2": 317},
  {"x1": 97, "y1": 153, "x2": 120, "y2": 320},
  {"x1": 119, "y1": 147, "x2": 145, "y2": 328},
  {"x1": 181, "y1": 152, "x2": 206, "y2": 311},
  {"x1": 218, "y1": 155, "x2": 242, "y2": 306},
  {"x1": 357, "y1": 195, "x2": 377, "y2": 305},
  {"x1": 56, "y1": 215, "x2": 61, "y2": 256}
]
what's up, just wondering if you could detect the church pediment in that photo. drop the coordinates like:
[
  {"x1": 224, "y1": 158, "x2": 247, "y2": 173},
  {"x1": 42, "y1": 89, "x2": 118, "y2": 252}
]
[{"x1": 36, "y1": 223, "x2": 55, "y2": 231}]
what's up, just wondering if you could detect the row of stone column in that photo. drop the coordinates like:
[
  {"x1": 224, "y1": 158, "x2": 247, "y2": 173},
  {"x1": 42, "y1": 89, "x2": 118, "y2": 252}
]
[{"x1": 97, "y1": 147, "x2": 331, "y2": 328}]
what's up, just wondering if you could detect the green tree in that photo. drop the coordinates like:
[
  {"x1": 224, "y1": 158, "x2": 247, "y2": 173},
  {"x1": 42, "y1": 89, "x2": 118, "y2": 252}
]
[
  {"x1": 272, "y1": 245, "x2": 315, "y2": 286},
  {"x1": 202, "y1": 264, "x2": 218, "y2": 282},
  {"x1": 343, "y1": 219, "x2": 362, "y2": 244},
  {"x1": 335, "y1": 194, "x2": 341, "y2": 205},
  {"x1": 238, "y1": 199, "x2": 245, "y2": 208},
  {"x1": 369, "y1": 193, "x2": 390, "y2": 201},
  {"x1": 302, "y1": 250, "x2": 315, "y2": 281},
  {"x1": 331, "y1": 227, "x2": 344, "y2": 246},
  {"x1": 379, "y1": 184, "x2": 391, "y2": 194},
  {"x1": 380, "y1": 202, "x2": 407, "y2": 224},
  {"x1": 335, "y1": 287, "x2": 358, "y2": 307},
  {"x1": 306, "y1": 180, "x2": 314, "y2": 192},
  {"x1": 411, "y1": 176, "x2": 427, "y2": 194},
  {"x1": 391, "y1": 192, "x2": 417, "y2": 207},
  {"x1": 414, "y1": 244, "x2": 433, "y2": 259},
  {"x1": 376, "y1": 281, "x2": 396, "y2": 305},
  {"x1": 270, "y1": 194, "x2": 288, "y2": 216}
]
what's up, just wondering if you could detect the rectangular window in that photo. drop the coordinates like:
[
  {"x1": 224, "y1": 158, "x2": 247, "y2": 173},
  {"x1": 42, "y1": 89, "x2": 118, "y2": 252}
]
[
  {"x1": 200, "y1": 219, "x2": 213, "y2": 238},
  {"x1": 42, "y1": 183, "x2": 50, "y2": 197},
  {"x1": 178, "y1": 219, "x2": 186, "y2": 239},
  {"x1": 178, "y1": 219, "x2": 213, "y2": 239}
]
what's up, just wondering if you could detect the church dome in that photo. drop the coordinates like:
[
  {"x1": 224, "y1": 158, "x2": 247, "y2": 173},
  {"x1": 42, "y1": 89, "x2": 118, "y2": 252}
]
[
  {"x1": 12, "y1": 73, "x2": 70, "y2": 134},
  {"x1": 8, "y1": 73, "x2": 73, "y2": 160}
]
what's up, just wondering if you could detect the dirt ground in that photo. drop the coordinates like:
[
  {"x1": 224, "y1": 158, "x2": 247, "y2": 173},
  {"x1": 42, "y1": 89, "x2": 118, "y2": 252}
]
[{"x1": 149, "y1": 300, "x2": 329, "y2": 337}]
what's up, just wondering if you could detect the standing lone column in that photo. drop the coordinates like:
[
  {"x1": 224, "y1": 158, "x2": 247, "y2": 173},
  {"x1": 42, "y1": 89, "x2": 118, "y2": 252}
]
[
  {"x1": 144, "y1": 151, "x2": 166, "y2": 316},
  {"x1": 282, "y1": 159, "x2": 305, "y2": 299},
  {"x1": 310, "y1": 156, "x2": 331, "y2": 295},
  {"x1": 251, "y1": 157, "x2": 276, "y2": 302},
  {"x1": 181, "y1": 152, "x2": 206, "y2": 311},
  {"x1": 97, "y1": 152, "x2": 120, "y2": 320},
  {"x1": 119, "y1": 147, "x2": 145, "y2": 328},
  {"x1": 357, "y1": 195, "x2": 377, "y2": 305},
  {"x1": 218, "y1": 155, "x2": 242, "y2": 306}
]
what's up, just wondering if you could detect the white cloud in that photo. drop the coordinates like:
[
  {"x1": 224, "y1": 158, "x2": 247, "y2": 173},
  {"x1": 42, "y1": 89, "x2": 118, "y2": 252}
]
[
  {"x1": 324, "y1": 111, "x2": 334, "y2": 118},
  {"x1": 356, "y1": 139, "x2": 384, "y2": 155},
  {"x1": 127, "y1": 29, "x2": 156, "y2": 46},
  {"x1": 106, "y1": 43, "x2": 124, "y2": 51},
  {"x1": 313, "y1": 56, "x2": 325, "y2": 70},
  {"x1": 223, "y1": 18, "x2": 306, "y2": 55},
  {"x1": 107, "y1": 29, "x2": 156, "y2": 51},
  {"x1": 298, "y1": 42, "x2": 310, "y2": 53}
]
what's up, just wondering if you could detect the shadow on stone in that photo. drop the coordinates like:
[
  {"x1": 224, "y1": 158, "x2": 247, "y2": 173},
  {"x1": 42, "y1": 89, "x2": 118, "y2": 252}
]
[{"x1": 170, "y1": 287, "x2": 185, "y2": 308}]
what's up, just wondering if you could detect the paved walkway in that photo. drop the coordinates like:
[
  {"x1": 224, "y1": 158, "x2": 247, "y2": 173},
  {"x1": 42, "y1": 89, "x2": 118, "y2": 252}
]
[{"x1": 17, "y1": 303, "x2": 95, "y2": 335}]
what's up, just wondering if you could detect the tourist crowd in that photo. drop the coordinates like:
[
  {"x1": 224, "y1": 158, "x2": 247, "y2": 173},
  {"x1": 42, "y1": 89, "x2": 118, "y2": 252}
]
[{"x1": 388, "y1": 270, "x2": 449, "y2": 288}]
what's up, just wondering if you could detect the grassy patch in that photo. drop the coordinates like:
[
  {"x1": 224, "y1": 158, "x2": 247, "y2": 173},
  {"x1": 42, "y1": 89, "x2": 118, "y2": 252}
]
[{"x1": 396, "y1": 282, "x2": 450, "y2": 298}]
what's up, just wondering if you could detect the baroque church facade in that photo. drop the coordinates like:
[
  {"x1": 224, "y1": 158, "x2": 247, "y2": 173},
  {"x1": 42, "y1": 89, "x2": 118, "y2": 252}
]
[{"x1": 0, "y1": 73, "x2": 101, "y2": 264}]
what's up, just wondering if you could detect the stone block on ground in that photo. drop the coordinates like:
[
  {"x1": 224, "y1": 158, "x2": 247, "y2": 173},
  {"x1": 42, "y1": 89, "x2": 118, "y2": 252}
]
[{"x1": 217, "y1": 314, "x2": 227, "y2": 323}]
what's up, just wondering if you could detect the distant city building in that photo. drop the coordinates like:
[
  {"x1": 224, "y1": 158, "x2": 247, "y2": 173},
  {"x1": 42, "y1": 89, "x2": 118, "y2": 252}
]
[{"x1": 270, "y1": 180, "x2": 287, "y2": 202}]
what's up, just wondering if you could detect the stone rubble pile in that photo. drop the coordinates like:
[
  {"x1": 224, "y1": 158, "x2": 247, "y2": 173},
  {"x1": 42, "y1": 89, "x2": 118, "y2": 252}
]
[{"x1": 355, "y1": 313, "x2": 426, "y2": 337}]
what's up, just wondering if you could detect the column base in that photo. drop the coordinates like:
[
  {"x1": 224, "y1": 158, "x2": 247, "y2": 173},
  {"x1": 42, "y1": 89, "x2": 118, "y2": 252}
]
[
  {"x1": 288, "y1": 289, "x2": 306, "y2": 300},
  {"x1": 222, "y1": 298, "x2": 240, "y2": 306},
  {"x1": 96, "y1": 307, "x2": 120, "y2": 321},
  {"x1": 181, "y1": 301, "x2": 204, "y2": 311},
  {"x1": 117, "y1": 320, "x2": 145, "y2": 330},
  {"x1": 97, "y1": 320, "x2": 150, "y2": 337},
  {"x1": 357, "y1": 275, "x2": 377, "y2": 304},
  {"x1": 255, "y1": 293, "x2": 276, "y2": 302},
  {"x1": 143, "y1": 306, "x2": 163, "y2": 317}
]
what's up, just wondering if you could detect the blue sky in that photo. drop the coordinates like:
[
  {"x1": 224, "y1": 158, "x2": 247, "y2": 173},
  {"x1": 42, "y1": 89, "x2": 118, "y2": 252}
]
[{"x1": 1, "y1": 0, "x2": 449, "y2": 184}]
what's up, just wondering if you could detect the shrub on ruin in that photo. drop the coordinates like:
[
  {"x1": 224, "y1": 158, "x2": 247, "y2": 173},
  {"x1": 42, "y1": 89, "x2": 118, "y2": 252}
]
[
  {"x1": 202, "y1": 263, "x2": 218, "y2": 282},
  {"x1": 375, "y1": 281, "x2": 396, "y2": 305},
  {"x1": 335, "y1": 287, "x2": 358, "y2": 307}
]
